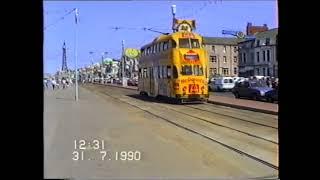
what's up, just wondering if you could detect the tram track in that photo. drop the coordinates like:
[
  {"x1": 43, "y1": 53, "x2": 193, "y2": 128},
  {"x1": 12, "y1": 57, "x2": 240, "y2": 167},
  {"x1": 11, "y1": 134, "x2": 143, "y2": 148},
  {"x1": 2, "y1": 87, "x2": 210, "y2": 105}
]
[
  {"x1": 184, "y1": 104, "x2": 277, "y2": 129},
  {"x1": 93, "y1": 83, "x2": 277, "y2": 128},
  {"x1": 84, "y1": 84, "x2": 279, "y2": 171},
  {"x1": 153, "y1": 103, "x2": 278, "y2": 144},
  {"x1": 186, "y1": 104, "x2": 278, "y2": 128}
]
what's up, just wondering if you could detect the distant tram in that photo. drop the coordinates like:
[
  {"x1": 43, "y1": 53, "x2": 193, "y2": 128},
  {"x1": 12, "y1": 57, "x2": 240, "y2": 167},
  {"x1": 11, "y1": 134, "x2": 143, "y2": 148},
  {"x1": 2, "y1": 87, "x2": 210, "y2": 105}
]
[{"x1": 138, "y1": 31, "x2": 209, "y2": 103}]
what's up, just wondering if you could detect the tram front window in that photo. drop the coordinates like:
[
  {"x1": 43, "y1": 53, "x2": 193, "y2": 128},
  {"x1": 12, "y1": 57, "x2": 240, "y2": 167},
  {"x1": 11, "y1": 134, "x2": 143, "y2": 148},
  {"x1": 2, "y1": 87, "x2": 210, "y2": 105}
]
[
  {"x1": 179, "y1": 39, "x2": 201, "y2": 48},
  {"x1": 191, "y1": 39, "x2": 200, "y2": 48},
  {"x1": 179, "y1": 39, "x2": 190, "y2": 48}
]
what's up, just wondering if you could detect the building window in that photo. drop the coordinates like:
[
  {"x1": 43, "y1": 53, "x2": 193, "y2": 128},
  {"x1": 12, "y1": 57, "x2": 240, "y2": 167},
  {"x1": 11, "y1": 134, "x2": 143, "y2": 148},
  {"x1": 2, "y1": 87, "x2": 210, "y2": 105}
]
[
  {"x1": 223, "y1": 46, "x2": 226, "y2": 53},
  {"x1": 222, "y1": 68, "x2": 228, "y2": 76},
  {"x1": 256, "y1": 68, "x2": 260, "y2": 75},
  {"x1": 267, "y1": 50, "x2": 270, "y2": 62},
  {"x1": 251, "y1": 41, "x2": 254, "y2": 48},
  {"x1": 233, "y1": 56, "x2": 237, "y2": 63},
  {"x1": 234, "y1": 47, "x2": 237, "y2": 52},
  {"x1": 210, "y1": 56, "x2": 217, "y2": 63},
  {"x1": 251, "y1": 53, "x2": 254, "y2": 62},
  {"x1": 213, "y1": 68, "x2": 217, "y2": 74},
  {"x1": 256, "y1": 40, "x2": 260, "y2": 47},
  {"x1": 234, "y1": 67, "x2": 237, "y2": 75},
  {"x1": 266, "y1": 38, "x2": 270, "y2": 45},
  {"x1": 263, "y1": 51, "x2": 266, "y2": 61},
  {"x1": 239, "y1": 53, "x2": 242, "y2": 63},
  {"x1": 211, "y1": 45, "x2": 215, "y2": 52},
  {"x1": 223, "y1": 56, "x2": 227, "y2": 63},
  {"x1": 263, "y1": 67, "x2": 266, "y2": 76},
  {"x1": 243, "y1": 53, "x2": 246, "y2": 63},
  {"x1": 267, "y1": 68, "x2": 270, "y2": 76},
  {"x1": 257, "y1": 52, "x2": 260, "y2": 63},
  {"x1": 209, "y1": 68, "x2": 213, "y2": 75}
]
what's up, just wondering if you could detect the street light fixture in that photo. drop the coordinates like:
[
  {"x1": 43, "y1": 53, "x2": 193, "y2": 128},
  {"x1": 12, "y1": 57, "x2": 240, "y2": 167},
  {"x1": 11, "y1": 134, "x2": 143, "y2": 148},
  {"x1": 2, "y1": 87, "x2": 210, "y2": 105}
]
[
  {"x1": 89, "y1": 51, "x2": 94, "y2": 65},
  {"x1": 101, "y1": 52, "x2": 108, "y2": 64}
]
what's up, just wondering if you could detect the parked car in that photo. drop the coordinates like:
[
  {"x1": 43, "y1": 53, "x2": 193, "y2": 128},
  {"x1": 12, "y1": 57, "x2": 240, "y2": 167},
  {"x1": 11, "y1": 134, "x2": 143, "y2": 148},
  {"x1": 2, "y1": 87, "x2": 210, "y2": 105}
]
[
  {"x1": 209, "y1": 77, "x2": 235, "y2": 92},
  {"x1": 232, "y1": 80, "x2": 273, "y2": 100},
  {"x1": 105, "y1": 78, "x2": 112, "y2": 83},
  {"x1": 94, "y1": 78, "x2": 100, "y2": 82},
  {"x1": 265, "y1": 89, "x2": 278, "y2": 103},
  {"x1": 127, "y1": 78, "x2": 138, "y2": 86}
]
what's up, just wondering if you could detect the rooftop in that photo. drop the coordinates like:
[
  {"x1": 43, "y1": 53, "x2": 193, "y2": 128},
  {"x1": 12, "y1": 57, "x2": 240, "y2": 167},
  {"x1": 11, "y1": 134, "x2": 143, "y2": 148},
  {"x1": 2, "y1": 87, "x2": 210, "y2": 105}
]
[
  {"x1": 255, "y1": 28, "x2": 278, "y2": 39},
  {"x1": 202, "y1": 37, "x2": 240, "y2": 45}
]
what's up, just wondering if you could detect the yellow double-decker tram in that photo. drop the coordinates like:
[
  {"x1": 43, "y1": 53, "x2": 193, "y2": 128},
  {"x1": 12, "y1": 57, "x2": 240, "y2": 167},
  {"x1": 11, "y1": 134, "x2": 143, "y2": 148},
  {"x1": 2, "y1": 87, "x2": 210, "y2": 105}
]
[{"x1": 138, "y1": 21, "x2": 209, "y2": 103}]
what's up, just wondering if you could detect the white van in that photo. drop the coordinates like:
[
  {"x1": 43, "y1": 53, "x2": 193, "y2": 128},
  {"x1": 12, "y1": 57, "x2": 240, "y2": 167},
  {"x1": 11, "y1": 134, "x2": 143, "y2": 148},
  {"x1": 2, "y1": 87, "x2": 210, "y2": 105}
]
[{"x1": 209, "y1": 77, "x2": 235, "y2": 91}]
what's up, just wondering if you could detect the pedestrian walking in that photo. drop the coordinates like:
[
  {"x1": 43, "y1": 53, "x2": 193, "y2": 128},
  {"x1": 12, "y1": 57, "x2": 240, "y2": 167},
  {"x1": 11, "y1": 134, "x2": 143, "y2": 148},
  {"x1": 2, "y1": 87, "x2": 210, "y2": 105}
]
[
  {"x1": 62, "y1": 78, "x2": 66, "y2": 89},
  {"x1": 44, "y1": 79, "x2": 48, "y2": 89},
  {"x1": 266, "y1": 77, "x2": 271, "y2": 88},
  {"x1": 52, "y1": 79, "x2": 56, "y2": 90}
]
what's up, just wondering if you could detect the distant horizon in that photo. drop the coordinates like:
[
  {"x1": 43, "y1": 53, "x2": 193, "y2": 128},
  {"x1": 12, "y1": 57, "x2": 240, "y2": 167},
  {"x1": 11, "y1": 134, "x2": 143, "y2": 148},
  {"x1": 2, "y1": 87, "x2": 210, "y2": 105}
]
[{"x1": 44, "y1": 1, "x2": 278, "y2": 74}]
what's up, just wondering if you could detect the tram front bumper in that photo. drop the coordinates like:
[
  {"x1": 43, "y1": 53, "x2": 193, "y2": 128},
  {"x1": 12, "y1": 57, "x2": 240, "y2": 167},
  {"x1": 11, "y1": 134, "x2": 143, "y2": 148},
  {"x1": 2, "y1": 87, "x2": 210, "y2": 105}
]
[{"x1": 175, "y1": 94, "x2": 209, "y2": 102}]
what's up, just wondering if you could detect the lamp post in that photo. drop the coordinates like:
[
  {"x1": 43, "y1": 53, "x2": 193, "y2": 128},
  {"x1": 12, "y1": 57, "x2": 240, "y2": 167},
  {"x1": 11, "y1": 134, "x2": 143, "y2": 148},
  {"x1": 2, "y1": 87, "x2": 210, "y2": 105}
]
[
  {"x1": 122, "y1": 40, "x2": 127, "y2": 86},
  {"x1": 171, "y1": 5, "x2": 176, "y2": 33},
  {"x1": 89, "y1": 51, "x2": 94, "y2": 65},
  {"x1": 101, "y1": 52, "x2": 108, "y2": 64}
]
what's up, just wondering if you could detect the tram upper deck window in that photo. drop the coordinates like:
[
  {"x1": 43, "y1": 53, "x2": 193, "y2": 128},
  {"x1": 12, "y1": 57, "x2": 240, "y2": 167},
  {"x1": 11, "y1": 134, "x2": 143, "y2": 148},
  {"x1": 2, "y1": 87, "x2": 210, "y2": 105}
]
[
  {"x1": 181, "y1": 65, "x2": 193, "y2": 75},
  {"x1": 170, "y1": 40, "x2": 177, "y2": 48}
]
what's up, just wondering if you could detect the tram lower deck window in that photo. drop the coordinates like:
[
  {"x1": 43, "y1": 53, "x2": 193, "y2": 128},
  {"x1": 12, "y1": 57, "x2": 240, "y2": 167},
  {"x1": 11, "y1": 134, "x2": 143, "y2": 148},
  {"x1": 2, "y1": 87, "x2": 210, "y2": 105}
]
[
  {"x1": 173, "y1": 66, "x2": 178, "y2": 78},
  {"x1": 180, "y1": 65, "x2": 204, "y2": 76},
  {"x1": 181, "y1": 65, "x2": 193, "y2": 75}
]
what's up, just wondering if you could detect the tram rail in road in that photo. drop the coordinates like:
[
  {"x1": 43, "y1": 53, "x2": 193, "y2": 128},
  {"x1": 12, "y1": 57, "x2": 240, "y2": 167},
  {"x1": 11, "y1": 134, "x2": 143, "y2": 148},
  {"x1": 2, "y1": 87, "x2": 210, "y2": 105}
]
[{"x1": 85, "y1": 84, "x2": 279, "y2": 170}]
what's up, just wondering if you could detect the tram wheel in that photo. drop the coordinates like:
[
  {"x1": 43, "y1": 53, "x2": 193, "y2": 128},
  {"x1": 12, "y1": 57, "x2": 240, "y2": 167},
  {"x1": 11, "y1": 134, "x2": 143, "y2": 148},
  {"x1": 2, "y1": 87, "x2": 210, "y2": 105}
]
[{"x1": 176, "y1": 99, "x2": 183, "y2": 104}]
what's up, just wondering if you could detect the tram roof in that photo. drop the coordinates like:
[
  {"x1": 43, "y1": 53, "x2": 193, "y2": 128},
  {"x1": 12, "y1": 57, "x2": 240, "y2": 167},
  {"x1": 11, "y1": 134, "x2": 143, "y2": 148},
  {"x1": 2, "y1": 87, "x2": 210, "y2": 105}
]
[{"x1": 140, "y1": 31, "x2": 202, "y2": 50}]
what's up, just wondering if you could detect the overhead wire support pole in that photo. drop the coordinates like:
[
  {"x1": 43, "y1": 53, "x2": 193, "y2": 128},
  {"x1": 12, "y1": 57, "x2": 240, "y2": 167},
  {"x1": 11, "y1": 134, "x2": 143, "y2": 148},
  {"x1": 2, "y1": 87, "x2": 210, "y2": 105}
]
[
  {"x1": 74, "y1": 8, "x2": 79, "y2": 101},
  {"x1": 122, "y1": 40, "x2": 126, "y2": 86}
]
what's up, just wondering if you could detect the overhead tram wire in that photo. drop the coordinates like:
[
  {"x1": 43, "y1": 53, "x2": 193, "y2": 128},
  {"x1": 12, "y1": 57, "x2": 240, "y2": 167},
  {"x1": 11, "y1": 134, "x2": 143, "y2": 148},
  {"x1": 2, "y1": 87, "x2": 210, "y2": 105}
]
[
  {"x1": 44, "y1": 8, "x2": 76, "y2": 30},
  {"x1": 178, "y1": 0, "x2": 217, "y2": 19},
  {"x1": 44, "y1": 9, "x2": 71, "y2": 15},
  {"x1": 109, "y1": 26, "x2": 170, "y2": 35}
]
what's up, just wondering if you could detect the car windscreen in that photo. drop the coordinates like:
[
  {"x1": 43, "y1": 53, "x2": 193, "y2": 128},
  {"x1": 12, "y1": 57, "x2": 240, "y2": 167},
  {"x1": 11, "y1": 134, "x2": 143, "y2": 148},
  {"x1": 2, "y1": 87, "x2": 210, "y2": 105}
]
[{"x1": 223, "y1": 79, "x2": 233, "y2": 83}]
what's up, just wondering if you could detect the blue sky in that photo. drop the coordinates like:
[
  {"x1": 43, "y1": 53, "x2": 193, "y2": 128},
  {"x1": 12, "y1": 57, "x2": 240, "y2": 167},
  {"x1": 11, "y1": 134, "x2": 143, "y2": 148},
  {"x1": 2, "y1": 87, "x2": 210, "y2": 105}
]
[{"x1": 44, "y1": 0, "x2": 278, "y2": 74}]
